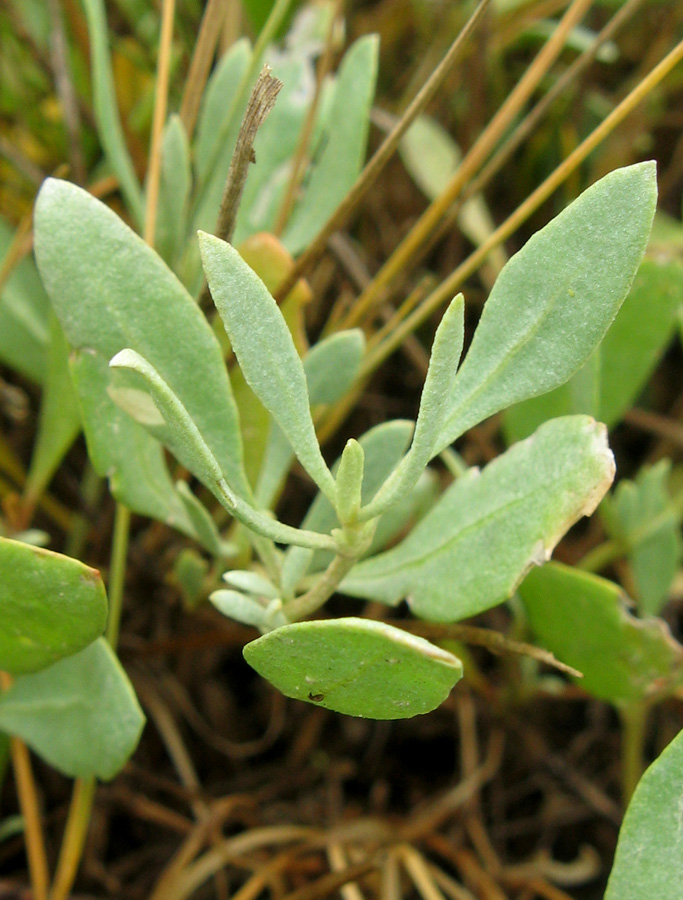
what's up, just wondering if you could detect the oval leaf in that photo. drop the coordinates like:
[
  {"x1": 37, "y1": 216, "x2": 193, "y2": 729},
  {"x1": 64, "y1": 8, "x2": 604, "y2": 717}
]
[
  {"x1": 0, "y1": 537, "x2": 107, "y2": 675},
  {"x1": 342, "y1": 416, "x2": 615, "y2": 622},
  {"x1": 518, "y1": 562, "x2": 683, "y2": 705},
  {"x1": 0, "y1": 638, "x2": 144, "y2": 780},
  {"x1": 244, "y1": 617, "x2": 462, "y2": 719},
  {"x1": 436, "y1": 162, "x2": 657, "y2": 450},
  {"x1": 605, "y1": 728, "x2": 683, "y2": 899}
]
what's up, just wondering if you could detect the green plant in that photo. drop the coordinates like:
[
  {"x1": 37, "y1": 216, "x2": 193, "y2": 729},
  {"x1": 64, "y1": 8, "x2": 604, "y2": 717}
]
[{"x1": 33, "y1": 159, "x2": 656, "y2": 720}]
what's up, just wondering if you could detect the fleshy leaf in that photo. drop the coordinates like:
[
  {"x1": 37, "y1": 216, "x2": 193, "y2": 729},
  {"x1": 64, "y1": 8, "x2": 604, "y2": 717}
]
[
  {"x1": 33, "y1": 179, "x2": 251, "y2": 516},
  {"x1": 436, "y1": 162, "x2": 657, "y2": 450},
  {"x1": 600, "y1": 461, "x2": 682, "y2": 617},
  {"x1": 519, "y1": 562, "x2": 683, "y2": 705},
  {"x1": 243, "y1": 617, "x2": 462, "y2": 719},
  {"x1": 503, "y1": 257, "x2": 683, "y2": 442},
  {"x1": 0, "y1": 638, "x2": 144, "y2": 779},
  {"x1": 199, "y1": 232, "x2": 335, "y2": 500},
  {"x1": 155, "y1": 115, "x2": 191, "y2": 268},
  {"x1": 0, "y1": 537, "x2": 107, "y2": 675},
  {"x1": 342, "y1": 416, "x2": 615, "y2": 621},
  {"x1": 605, "y1": 728, "x2": 683, "y2": 899}
]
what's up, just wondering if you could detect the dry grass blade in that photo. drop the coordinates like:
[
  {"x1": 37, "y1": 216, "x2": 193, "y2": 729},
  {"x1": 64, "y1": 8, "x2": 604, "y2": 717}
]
[
  {"x1": 274, "y1": 0, "x2": 492, "y2": 303},
  {"x1": 179, "y1": 0, "x2": 229, "y2": 140}
]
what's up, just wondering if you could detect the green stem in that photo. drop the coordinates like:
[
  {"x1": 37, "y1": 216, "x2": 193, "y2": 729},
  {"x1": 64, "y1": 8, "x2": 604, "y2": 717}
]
[
  {"x1": 282, "y1": 552, "x2": 360, "y2": 622},
  {"x1": 106, "y1": 503, "x2": 131, "y2": 649},
  {"x1": 48, "y1": 777, "x2": 96, "y2": 900},
  {"x1": 620, "y1": 701, "x2": 649, "y2": 807}
]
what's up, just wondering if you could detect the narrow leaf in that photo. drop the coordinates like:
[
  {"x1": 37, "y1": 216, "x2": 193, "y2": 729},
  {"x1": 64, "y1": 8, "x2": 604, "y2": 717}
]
[
  {"x1": 199, "y1": 232, "x2": 335, "y2": 499},
  {"x1": 282, "y1": 36, "x2": 379, "y2": 255},
  {"x1": 436, "y1": 162, "x2": 657, "y2": 450},
  {"x1": 360, "y1": 295, "x2": 464, "y2": 520},
  {"x1": 244, "y1": 617, "x2": 463, "y2": 719},
  {"x1": 80, "y1": 0, "x2": 144, "y2": 225},
  {"x1": 0, "y1": 537, "x2": 107, "y2": 675},
  {"x1": 24, "y1": 314, "x2": 81, "y2": 504},
  {"x1": 256, "y1": 328, "x2": 365, "y2": 508},
  {"x1": 342, "y1": 416, "x2": 615, "y2": 622},
  {"x1": 0, "y1": 638, "x2": 145, "y2": 780},
  {"x1": 155, "y1": 115, "x2": 191, "y2": 268},
  {"x1": 108, "y1": 350, "x2": 338, "y2": 553}
]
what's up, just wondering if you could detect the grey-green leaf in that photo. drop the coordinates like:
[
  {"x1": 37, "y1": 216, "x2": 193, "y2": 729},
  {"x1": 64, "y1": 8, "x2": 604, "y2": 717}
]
[
  {"x1": 342, "y1": 416, "x2": 615, "y2": 622},
  {"x1": 519, "y1": 562, "x2": 683, "y2": 705},
  {"x1": 360, "y1": 295, "x2": 464, "y2": 520},
  {"x1": 243, "y1": 617, "x2": 463, "y2": 719},
  {"x1": 0, "y1": 638, "x2": 144, "y2": 780},
  {"x1": 255, "y1": 328, "x2": 365, "y2": 508},
  {"x1": 0, "y1": 537, "x2": 107, "y2": 675},
  {"x1": 436, "y1": 162, "x2": 657, "y2": 451},
  {"x1": 282, "y1": 36, "x2": 379, "y2": 255},
  {"x1": 155, "y1": 115, "x2": 191, "y2": 268},
  {"x1": 503, "y1": 256, "x2": 683, "y2": 442},
  {"x1": 34, "y1": 179, "x2": 250, "y2": 503},
  {"x1": 199, "y1": 232, "x2": 335, "y2": 500},
  {"x1": 605, "y1": 728, "x2": 683, "y2": 900}
]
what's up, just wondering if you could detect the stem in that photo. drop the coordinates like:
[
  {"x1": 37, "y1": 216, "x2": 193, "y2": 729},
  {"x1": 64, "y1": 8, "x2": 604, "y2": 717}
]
[
  {"x1": 179, "y1": 0, "x2": 228, "y2": 140},
  {"x1": 49, "y1": 777, "x2": 96, "y2": 900},
  {"x1": 274, "y1": 0, "x2": 491, "y2": 303},
  {"x1": 106, "y1": 503, "x2": 131, "y2": 649},
  {"x1": 360, "y1": 33, "x2": 683, "y2": 379},
  {"x1": 1, "y1": 671, "x2": 50, "y2": 900},
  {"x1": 620, "y1": 702, "x2": 649, "y2": 807},
  {"x1": 282, "y1": 552, "x2": 361, "y2": 622}
]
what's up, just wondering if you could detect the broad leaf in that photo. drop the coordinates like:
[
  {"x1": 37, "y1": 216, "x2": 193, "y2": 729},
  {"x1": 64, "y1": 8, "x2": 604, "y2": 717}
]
[
  {"x1": 282, "y1": 36, "x2": 379, "y2": 255},
  {"x1": 605, "y1": 728, "x2": 683, "y2": 900},
  {"x1": 0, "y1": 220, "x2": 50, "y2": 384},
  {"x1": 342, "y1": 416, "x2": 615, "y2": 621},
  {"x1": 600, "y1": 462, "x2": 682, "y2": 617},
  {"x1": 435, "y1": 162, "x2": 657, "y2": 450},
  {"x1": 0, "y1": 537, "x2": 107, "y2": 675},
  {"x1": 244, "y1": 617, "x2": 462, "y2": 718},
  {"x1": 34, "y1": 180, "x2": 251, "y2": 537},
  {"x1": 503, "y1": 257, "x2": 683, "y2": 442},
  {"x1": 0, "y1": 638, "x2": 144, "y2": 780},
  {"x1": 519, "y1": 562, "x2": 683, "y2": 705},
  {"x1": 200, "y1": 233, "x2": 335, "y2": 500}
]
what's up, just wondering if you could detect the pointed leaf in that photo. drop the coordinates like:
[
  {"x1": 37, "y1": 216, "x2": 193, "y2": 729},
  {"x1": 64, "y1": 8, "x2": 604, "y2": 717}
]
[
  {"x1": 280, "y1": 420, "x2": 414, "y2": 596},
  {"x1": 342, "y1": 416, "x2": 615, "y2": 621},
  {"x1": 155, "y1": 115, "x2": 191, "y2": 268},
  {"x1": 519, "y1": 562, "x2": 683, "y2": 705},
  {"x1": 360, "y1": 295, "x2": 464, "y2": 519},
  {"x1": 33, "y1": 179, "x2": 251, "y2": 504},
  {"x1": 436, "y1": 162, "x2": 657, "y2": 450},
  {"x1": 503, "y1": 256, "x2": 683, "y2": 442},
  {"x1": 200, "y1": 232, "x2": 335, "y2": 499},
  {"x1": 244, "y1": 617, "x2": 463, "y2": 719},
  {"x1": 256, "y1": 328, "x2": 365, "y2": 507},
  {"x1": 283, "y1": 36, "x2": 379, "y2": 255},
  {"x1": 0, "y1": 638, "x2": 144, "y2": 780},
  {"x1": 0, "y1": 537, "x2": 107, "y2": 675},
  {"x1": 605, "y1": 728, "x2": 683, "y2": 900}
]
